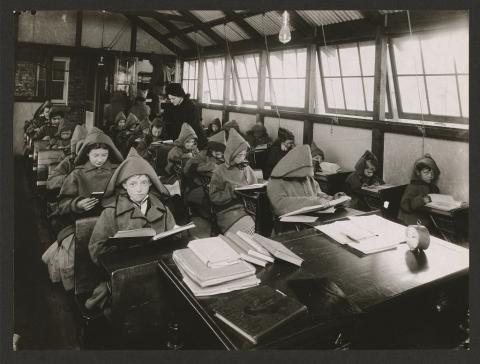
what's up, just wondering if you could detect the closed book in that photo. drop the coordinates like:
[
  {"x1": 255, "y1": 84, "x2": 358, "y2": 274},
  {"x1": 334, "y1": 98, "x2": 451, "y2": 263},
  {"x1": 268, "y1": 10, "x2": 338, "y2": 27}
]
[
  {"x1": 188, "y1": 236, "x2": 241, "y2": 268},
  {"x1": 223, "y1": 233, "x2": 268, "y2": 267},
  {"x1": 177, "y1": 265, "x2": 260, "y2": 297},
  {"x1": 252, "y1": 234, "x2": 303, "y2": 267},
  {"x1": 236, "y1": 232, "x2": 274, "y2": 262},
  {"x1": 172, "y1": 248, "x2": 255, "y2": 288},
  {"x1": 213, "y1": 286, "x2": 307, "y2": 344}
]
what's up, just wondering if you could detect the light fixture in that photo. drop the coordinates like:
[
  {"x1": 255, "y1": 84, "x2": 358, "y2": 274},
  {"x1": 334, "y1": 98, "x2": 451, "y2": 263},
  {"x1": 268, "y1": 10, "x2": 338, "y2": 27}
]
[
  {"x1": 98, "y1": 56, "x2": 104, "y2": 66},
  {"x1": 278, "y1": 10, "x2": 291, "y2": 44}
]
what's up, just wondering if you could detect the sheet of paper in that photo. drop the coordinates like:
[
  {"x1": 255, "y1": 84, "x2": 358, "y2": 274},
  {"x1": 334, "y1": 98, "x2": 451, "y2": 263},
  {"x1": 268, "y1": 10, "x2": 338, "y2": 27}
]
[
  {"x1": 280, "y1": 215, "x2": 319, "y2": 223},
  {"x1": 165, "y1": 180, "x2": 181, "y2": 196}
]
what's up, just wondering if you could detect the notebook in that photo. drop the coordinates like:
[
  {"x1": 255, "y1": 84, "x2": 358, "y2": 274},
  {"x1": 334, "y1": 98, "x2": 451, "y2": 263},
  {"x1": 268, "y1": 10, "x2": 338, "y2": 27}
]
[
  {"x1": 187, "y1": 236, "x2": 241, "y2": 268},
  {"x1": 172, "y1": 248, "x2": 256, "y2": 287},
  {"x1": 213, "y1": 285, "x2": 307, "y2": 344},
  {"x1": 252, "y1": 234, "x2": 303, "y2": 267},
  {"x1": 236, "y1": 231, "x2": 274, "y2": 263},
  {"x1": 224, "y1": 233, "x2": 269, "y2": 267}
]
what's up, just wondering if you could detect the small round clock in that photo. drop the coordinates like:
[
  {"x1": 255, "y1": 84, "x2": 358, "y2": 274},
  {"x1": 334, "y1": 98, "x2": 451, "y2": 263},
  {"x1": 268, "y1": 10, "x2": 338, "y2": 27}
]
[{"x1": 406, "y1": 225, "x2": 430, "y2": 251}]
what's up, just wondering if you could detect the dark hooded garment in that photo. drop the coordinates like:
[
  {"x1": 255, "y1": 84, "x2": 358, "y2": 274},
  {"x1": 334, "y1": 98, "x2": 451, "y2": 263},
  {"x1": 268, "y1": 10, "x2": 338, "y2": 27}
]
[
  {"x1": 264, "y1": 127, "x2": 295, "y2": 179},
  {"x1": 246, "y1": 123, "x2": 272, "y2": 148},
  {"x1": 165, "y1": 123, "x2": 199, "y2": 175},
  {"x1": 344, "y1": 150, "x2": 385, "y2": 210},
  {"x1": 57, "y1": 127, "x2": 124, "y2": 221},
  {"x1": 163, "y1": 83, "x2": 207, "y2": 148},
  {"x1": 398, "y1": 154, "x2": 441, "y2": 227},
  {"x1": 89, "y1": 148, "x2": 175, "y2": 264},
  {"x1": 206, "y1": 118, "x2": 222, "y2": 137}
]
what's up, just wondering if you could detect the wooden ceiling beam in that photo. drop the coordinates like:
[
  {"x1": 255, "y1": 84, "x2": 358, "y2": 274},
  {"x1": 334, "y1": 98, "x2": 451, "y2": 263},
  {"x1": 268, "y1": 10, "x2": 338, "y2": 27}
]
[
  {"x1": 153, "y1": 17, "x2": 197, "y2": 49},
  {"x1": 222, "y1": 11, "x2": 262, "y2": 39},
  {"x1": 123, "y1": 14, "x2": 183, "y2": 56},
  {"x1": 178, "y1": 10, "x2": 226, "y2": 45}
]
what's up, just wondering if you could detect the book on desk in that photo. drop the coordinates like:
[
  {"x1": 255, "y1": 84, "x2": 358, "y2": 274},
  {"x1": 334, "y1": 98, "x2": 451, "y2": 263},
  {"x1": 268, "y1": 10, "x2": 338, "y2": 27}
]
[
  {"x1": 213, "y1": 285, "x2": 307, "y2": 344},
  {"x1": 234, "y1": 182, "x2": 268, "y2": 191},
  {"x1": 425, "y1": 194, "x2": 466, "y2": 212},
  {"x1": 106, "y1": 222, "x2": 195, "y2": 249},
  {"x1": 279, "y1": 195, "x2": 351, "y2": 218}
]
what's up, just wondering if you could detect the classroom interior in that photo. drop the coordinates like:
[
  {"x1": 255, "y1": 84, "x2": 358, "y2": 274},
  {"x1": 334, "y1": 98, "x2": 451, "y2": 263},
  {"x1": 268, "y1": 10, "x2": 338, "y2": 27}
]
[{"x1": 12, "y1": 9, "x2": 469, "y2": 350}]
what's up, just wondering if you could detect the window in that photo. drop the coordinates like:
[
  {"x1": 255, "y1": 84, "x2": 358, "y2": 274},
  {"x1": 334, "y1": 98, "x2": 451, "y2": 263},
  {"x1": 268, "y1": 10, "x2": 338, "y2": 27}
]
[
  {"x1": 233, "y1": 53, "x2": 260, "y2": 104},
  {"x1": 50, "y1": 57, "x2": 70, "y2": 104},
  {"x1": 390, "y1": 28, "x2": 468, "y2": 123},
  {"x1": 265, "y1": 48, "x2": 307, "y2": 108},
  {"x1": 182, "y1": 60, "x2": 199, "y2": 99},
  {"x1": 203, "y1": 57, "x2": 225, "y2": 103},
  {"x1": 114, "y1": 57, "x2": 137, "y2": 97},
  {"x1": 317, "y1": 41, "x2": 390, "y2": 116}
]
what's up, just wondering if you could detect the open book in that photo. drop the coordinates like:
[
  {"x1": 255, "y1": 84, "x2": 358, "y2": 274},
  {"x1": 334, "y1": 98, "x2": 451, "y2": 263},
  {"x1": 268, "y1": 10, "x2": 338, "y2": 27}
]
[
  {"x1": 254, "y1": 144, "x2": 269, "y2": 151},
  {"x1": 236, "y1": 231, "x2": 274, "y2": 263},
  {"x1": 425, "y1": 194, "x2": 464, "y2": 211},
  {"x1": 223, "y1": 233, "x2": 269, "y2": 267},
  {"x1": 164, "y1": 180, "x2": 181, "y2": 196},
  {"x1": 150, "y1": 139, "x2": 174, "y2": 146},
  {"x1": 318, "y1": 162, "x2": 341, "y2": 174},
  {"x1": 279, "y1": 195, "x2": 351, "y2": 218},
  {"x1": 107, "y1": 222, "x2": 195, "y2": 248},
  {"x1": 361, "y1": 184, "x2": 395, "y2": 192},
  {"x1": 235, "y1": 182, "x2": 268, "y2": 191}
]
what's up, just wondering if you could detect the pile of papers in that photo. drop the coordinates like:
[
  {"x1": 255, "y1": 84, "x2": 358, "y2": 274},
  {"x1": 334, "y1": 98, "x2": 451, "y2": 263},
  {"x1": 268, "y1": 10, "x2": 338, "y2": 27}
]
[
  {"x1": 315, "y1": 215, "x2": 406, "y2": 254},
  {"x1": 425, "y1": 194, "x2": 465, "y2": 211}
]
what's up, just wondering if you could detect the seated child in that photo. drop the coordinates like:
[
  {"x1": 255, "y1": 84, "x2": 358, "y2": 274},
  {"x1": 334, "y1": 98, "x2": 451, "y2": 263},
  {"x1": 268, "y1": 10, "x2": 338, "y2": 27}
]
[
  {"x1": 267, "y1": 145, "x2": 345, "y2": 217},
  {"x1": 89, "y1": 148, "x2": 175, "y2": 264},
  {"x1": 117, "y1": 112, "x2": 141, "y2": 157},
  {"x1": 25, "y1": 103, "x2": 51, "y2": 139},
  {"x1": 310, "y1": 142, "x2": 325, "y2": 173},
  {"x1": 246, "y1": 121, "x2": 272, "y2": 148},
  {"x1": 86, "y1": 148, "x2": 175, "y2": 313},
  {"x1": 209, "y1": 129, "x2": 257, "y2": 234},
  {"x1": 109, "y1": 111, "x2": 126, "y2": 141},
  {"x1": 57, "y1": 127, "x2": 124, "y2": 224},
  {"x1": 48, "y1": 119, "x2": 76, "y2": 150},
  {"x1": 206, "y1": 118, "x2": 221, "y2": 137},
  {"x1": 344, "y1": 150, "x2": 385, "y2": 210},
  {"x1": 33, "y1": 109, "x2": 63, "y2": 141},
  {"x1": 222, "y1": 120, "x2": 246, "y2": 140},
  {"x1": 183, "y1": 131, "x2": 226, "y2": 213},
  {"x1": 264, "y1": 127, "x2": 295, "y2": 179},
  {"x1": 165, "y1": 123, "x2": 199, "y2": 176},
  {"x1": 398, "y1": 154, "x2": 440, "y2": 227}
]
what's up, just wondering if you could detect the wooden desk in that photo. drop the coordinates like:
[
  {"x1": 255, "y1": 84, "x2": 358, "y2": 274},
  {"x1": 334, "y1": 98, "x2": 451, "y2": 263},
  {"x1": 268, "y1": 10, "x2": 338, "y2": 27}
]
[
  {"x1": 359, "y1": 184, "x2": 407, "y2": 220},
  {"x1": 421, "y1": 205, "x2": 469, "y2": 244},
  {"x1": 314, "y1": 171, "x2": 352, "y2": 195},
  {"x1": 247, "y1": 148, "x2": 269, "y2": 171},
  {"x1": 158, "y1": 229, "x2": 468, "y2": 349}
]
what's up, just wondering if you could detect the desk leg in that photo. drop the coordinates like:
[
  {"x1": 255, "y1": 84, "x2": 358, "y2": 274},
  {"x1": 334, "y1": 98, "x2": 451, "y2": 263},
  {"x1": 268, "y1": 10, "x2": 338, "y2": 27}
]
[{"x1": 428, "y1": 214, "x2": 451, "y2": 242}]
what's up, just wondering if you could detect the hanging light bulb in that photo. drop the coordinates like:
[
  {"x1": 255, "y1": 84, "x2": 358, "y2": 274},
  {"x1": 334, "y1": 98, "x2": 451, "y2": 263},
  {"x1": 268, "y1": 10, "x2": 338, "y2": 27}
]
[{"x1": 279, "y1": 11, "x2": 291, "y2": 44}]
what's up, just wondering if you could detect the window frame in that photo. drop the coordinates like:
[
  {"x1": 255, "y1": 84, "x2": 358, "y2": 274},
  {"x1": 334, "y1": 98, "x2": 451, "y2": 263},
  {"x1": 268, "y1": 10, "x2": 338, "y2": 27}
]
[
  {"x1": 182, "y1": 59, "x2": 199, "y2": 100},
  {"x1": 264, "y1": 47, "x2": 308, "y2": 111},
  {"x1": 50, "y1": 56, "x2": 70, "y2": 105},
  {"x1": 388, "y1": 30, "x2": 468, "y2": 125},
  {"x1": 232, "y1": 53, "x2": 260, "y2": 106},
  {"x1": 203, "y1": 56, "x2": 226, "y2": 104},
  {"x1": 316, "y1": 42, "x2": 392, "y2": 119}
]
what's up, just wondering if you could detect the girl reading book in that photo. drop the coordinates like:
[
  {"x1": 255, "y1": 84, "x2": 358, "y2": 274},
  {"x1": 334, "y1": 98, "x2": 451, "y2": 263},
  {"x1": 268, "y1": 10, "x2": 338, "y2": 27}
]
[
  {"x1": 267, "y1": 145, "x2": 346, "y2": 217},
  {"x1": 209, "y1": 129, "x2": 258, "y2": 235}
]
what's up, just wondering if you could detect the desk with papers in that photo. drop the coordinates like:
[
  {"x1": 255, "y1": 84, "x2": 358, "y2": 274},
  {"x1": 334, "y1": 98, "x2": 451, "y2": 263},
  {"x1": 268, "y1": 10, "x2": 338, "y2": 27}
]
[{"x1": 157, "y1": 219, "x2": 469, "y2": 349}]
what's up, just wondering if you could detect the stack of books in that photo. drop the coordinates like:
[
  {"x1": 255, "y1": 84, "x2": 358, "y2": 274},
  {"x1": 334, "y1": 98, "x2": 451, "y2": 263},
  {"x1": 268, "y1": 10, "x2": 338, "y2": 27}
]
[{"x1": 172, "y1": 236, "x2": 260, "y2": 297}]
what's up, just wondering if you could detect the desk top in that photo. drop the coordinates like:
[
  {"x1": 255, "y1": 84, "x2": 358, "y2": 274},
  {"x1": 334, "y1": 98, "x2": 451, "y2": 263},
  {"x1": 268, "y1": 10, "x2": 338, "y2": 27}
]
[
  {"x1": 158, "y1": 227, "x2": 469, "y2": 350},
  {"x1": 359, "y1": 184, "x2": 407, "y2": 198},
  {"x1": 421, "y1": 204, "x2": 469, "y2": 217}
]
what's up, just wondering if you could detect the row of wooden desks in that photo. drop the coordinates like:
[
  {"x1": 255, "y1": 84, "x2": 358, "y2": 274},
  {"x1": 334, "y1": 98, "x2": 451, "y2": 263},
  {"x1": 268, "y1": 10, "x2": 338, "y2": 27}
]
[{"x1": 156, "y1": 224, "x2": 469, "y2": 350}]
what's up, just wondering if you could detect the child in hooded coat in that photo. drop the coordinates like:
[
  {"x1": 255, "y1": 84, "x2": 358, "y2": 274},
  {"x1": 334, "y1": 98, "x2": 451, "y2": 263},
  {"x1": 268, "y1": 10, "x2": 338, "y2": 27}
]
[
  {"x1": 117, "y1": 112, "x2": 142, "y2": 157},
  {"x1": 209, "y1": 129, "x2": 258, "y2": 234},
  {"x1": 85, "y1": 148, "x2": 176, "y2": 314},
  {"x1": 246, "y1": 121, "x2": 272, "y2": 148},
  {"x1": 109, "y1": 111, "x2": 127, "y2": 142},
  {"x1": 398, "y1": 154, "x2": 441, "y2": 227},
  {"x1": 47, "y1": 119, "x2": 76, "y2": 150},
  {"x1": 183, "y1": 131, "x2": 226, "y2": 214},
  {"x1": 267, "y1": 145, "x2": 345, "y2": 217},
  {"x1": 165, "y1": 123, "x2": 199, "y2": 176},
  {"x1": 344, "y1": 150, "x2": 385, "y2": 210},
  {"x1": 33, "y1": 109, "x2": 63, "y2": 141},
  {"x1": 57, "y1": 127, "x2": 124, "y2": 224},
  {"x1": 264, "y1": 127, "x2": 295, "y2": 179},
  {"x1": 206, "y1": 118, "x2": 221, "y2": 137}
]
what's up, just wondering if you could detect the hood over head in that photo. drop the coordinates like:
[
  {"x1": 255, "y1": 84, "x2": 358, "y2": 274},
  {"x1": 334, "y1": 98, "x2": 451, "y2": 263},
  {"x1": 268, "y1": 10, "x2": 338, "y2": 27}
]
[
  {"x1": 354, "y1": 150, "x2": 378, "y2": 174},
  {"x1": 174, "y1": 122, "x2": 197, "y2": 146},
  {"x1": 74, "y1": 127, "x2": 124, "y2": 165},
  {"x1": 224, "y1": 129, "x2": 250, "y2": 168},
  {"x1": 70, "y1": 124, "x2": 88, "y2": 155},
  {"x1": 103, "y1": 147, "x2": 169, "y2": 205},
  {"x1": 411, "y1": 153, "x2": 441, "y2": 183},
  {"x1": 207, "y1": 130, "x2": 226, "y2": 152},
  {"x1": 277, "y1": 127, "x2": 295, "y2": 143},
  {"x1": 271, "y1": 144, "x2": 313, "y2": 178},
  {"x1": 310, "y1": 141, "x2": 325, "y2": 159}
]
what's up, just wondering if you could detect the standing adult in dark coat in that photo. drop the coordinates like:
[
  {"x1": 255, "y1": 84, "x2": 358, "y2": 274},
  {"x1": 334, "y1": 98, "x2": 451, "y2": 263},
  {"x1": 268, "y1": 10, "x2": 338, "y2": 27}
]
[{"x1": 164, "y1": 83, "x2": 207, "y2": 148}]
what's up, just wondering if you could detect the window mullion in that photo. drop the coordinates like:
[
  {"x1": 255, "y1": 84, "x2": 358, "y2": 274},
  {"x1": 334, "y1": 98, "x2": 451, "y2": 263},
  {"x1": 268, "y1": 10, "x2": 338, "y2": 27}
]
[
  {"x1": 453, "y1": 60, "x2": 463, "y2": 117},
  {"x1": 357, "y1": 42, "x2": 368, "y2": 111},
  {"x1": 336, "y1": 46, "x2": 347, "y2": 109},
  {"x1": 418, "y1": 37, "x2": 431, "y2": 115}
]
